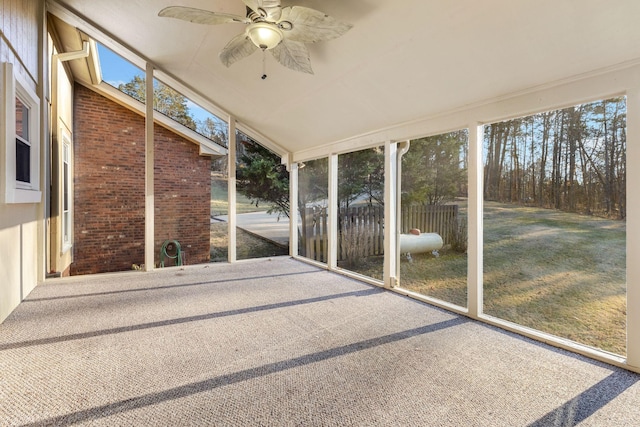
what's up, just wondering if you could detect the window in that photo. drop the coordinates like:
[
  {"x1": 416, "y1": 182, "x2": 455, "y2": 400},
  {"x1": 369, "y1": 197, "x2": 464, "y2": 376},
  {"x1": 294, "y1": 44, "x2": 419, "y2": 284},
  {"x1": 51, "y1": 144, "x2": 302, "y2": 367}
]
[
  {"x1": 482, "y1": 97, "x2": 627, "y2": 355},
  {"x1": 62, "y1": 132, "x2": 72, "y2": 250},
  {"x1": 337, "y1": 146, "x2": 385, "y2": 280},
  {"x1": 1, "y1": 62, "x2": 41, "y2": 203},
  {"x1": 97, "y1": 43, "x2": 229, "y2": 148},
  {"x1": 398, "y1": 130, "x2": 469, "y2": 308},
  {"x1": 298, "y1": 158, "x2": 329, "y2": 264},
  {"x1": 234, "y1": 131, "x2": 289, "y2": 260},
  {"x1": 15, "y1": 96, "x2": 31, "y2": 183}
]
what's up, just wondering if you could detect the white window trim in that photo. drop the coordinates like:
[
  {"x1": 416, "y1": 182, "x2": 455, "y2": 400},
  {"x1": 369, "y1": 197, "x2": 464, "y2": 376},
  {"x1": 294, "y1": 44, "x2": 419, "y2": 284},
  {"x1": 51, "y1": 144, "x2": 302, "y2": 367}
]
[
  {"x1": 1, "y1": 62, "x2": 42, "y2": 204},
  {"x1": 61, "y1": 129, "x2": 73, "y2": 253}
]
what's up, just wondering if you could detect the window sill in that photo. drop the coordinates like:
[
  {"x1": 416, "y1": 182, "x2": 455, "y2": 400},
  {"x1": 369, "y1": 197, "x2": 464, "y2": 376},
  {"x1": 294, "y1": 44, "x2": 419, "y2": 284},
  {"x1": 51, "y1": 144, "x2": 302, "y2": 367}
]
[{"x1": 6, "y1": 188, "x2": 42, "y2": 204}]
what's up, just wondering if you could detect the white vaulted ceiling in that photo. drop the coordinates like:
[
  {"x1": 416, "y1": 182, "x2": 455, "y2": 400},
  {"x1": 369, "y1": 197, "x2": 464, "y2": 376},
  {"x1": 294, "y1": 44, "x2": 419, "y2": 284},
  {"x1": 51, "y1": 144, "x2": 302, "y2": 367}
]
[{"x1": 50, "y1": 0, "x2": 640, "y2": 155}]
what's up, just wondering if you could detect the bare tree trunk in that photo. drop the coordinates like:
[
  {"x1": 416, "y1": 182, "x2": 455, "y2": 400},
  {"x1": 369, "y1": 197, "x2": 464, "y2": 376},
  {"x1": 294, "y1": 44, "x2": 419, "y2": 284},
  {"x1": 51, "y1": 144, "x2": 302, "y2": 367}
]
[
  {"x1": 567, "y1": 106, "x2": 582, "y2": 212},
  {"x1": 529, "y1": 117, "x2": 536, "y2": 203},
  {"x1": 578, "y1": 139, "x2": 592, "y2": 215},
  {"x1": 552, "y1": 112, "x2": 565, "y2": 210},
  {"x1": 538, "y1": 112, "x2": 551, "y2": 208},
  {"x1": 511, "y1": 120, "x2": 521, "y2": 203},
  {"x1": 610, "y1": 99, "x2": 625, "y2": 219},
  {"x1": 603, "y1": 100, "x2": 612, "y2": 215},
  {"x1": 484, "y1": 125, "x2": 495, "y2": 200},
  {"x1": 498, "y1": 124, "x2": 509, "y2": 201}
]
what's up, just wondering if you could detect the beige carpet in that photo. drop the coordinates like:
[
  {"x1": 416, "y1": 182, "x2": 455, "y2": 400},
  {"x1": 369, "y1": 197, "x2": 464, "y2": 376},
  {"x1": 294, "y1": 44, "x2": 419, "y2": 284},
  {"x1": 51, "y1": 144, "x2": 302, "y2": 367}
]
[{"x1": 0, "y1": 257, "x2": 638, "y2": 426}]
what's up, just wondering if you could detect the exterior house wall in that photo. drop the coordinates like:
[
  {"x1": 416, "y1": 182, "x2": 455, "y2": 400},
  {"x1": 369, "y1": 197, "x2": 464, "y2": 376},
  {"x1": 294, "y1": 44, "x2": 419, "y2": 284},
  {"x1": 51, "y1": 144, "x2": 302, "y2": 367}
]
[
  {"x1": 0, "y1": 0, "x2": 42, "y2": 323},
  {"x1": 49, "y1": 47, "x2": 74, "y2": 277},
  {"x1": 71, "y1": 84, "x2": 211, "y2": 275}
]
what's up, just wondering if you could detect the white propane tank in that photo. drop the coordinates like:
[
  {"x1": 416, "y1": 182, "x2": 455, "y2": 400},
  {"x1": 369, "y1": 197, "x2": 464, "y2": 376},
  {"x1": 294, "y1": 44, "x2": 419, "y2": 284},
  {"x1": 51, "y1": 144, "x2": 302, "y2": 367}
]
[{"x1": 399, "y1": 233, "x2": 443, "y2": 254}]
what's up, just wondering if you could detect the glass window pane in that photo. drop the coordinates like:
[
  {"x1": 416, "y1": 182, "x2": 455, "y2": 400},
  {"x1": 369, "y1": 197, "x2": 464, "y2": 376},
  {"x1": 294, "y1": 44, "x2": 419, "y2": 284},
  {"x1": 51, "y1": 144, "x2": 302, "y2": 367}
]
[
  {"x1": 63, "y1": 161, "x2": 69, "y2": 211},
  {"x1": 63, "y1": 211, "x2": 70, "y2": 244},
  {"x1": 235, "y1": 131, "x2": 289, "y2": 260},
  {"x1": 15, "y1": 97, "x2": 29, "y2": 141},
  {"x1": 16, "y1": 139, "x2": 30, "y2": 183},
  {"x1": 298, "y1": 158, "x2": 329, "y2": 263},
  {"x1": 337, "y1": 147, "x2": 384, "y2": 280},
  {"x1": 98, "y1": 43, "x2": 228, "y2": 148},
  {"x1": 398, "y1": 130, "x2": 468, "y2": 308},
  {"x1": 62, "y1": 141, "x2": 71, "y2": 244},
  {"x1": 210, "y1": 153, "x2": 229, "y2": 262},
  {"x1": 483, "y1": 98, "x2": 627, "y2": 355}
]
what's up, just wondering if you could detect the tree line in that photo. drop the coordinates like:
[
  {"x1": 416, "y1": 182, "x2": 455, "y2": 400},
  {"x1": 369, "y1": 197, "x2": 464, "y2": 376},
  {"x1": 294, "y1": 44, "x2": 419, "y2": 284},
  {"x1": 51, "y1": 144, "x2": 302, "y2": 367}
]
[
  {"x1": 117, "y1": 75, "x2": 228, "y2": 146},
  {"x1": 118, "y1": 75, "x2": 626, "y2": 220},
  {"x1": 484, "y1": 97, "x2": 626, "y2": 219}
]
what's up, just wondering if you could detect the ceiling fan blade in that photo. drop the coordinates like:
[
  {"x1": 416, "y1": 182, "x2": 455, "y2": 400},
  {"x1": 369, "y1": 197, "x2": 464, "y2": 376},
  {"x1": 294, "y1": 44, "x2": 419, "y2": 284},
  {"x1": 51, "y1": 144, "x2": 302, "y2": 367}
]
[
  {"x1": 219, "y1": 33, "x2": 258, "y2": 67},
  {"x1": 243, "y1": 0, "x2": 282, "y2": 21},
  {"x1": 158, "y1": 6, "x2": 250, "y2": 25},
  {"x1": 270, "y1": 39, "x2": 313, "y2": 74},
  {"x1": 278, "y1": 6, "x2": 352, "y2": 44}
]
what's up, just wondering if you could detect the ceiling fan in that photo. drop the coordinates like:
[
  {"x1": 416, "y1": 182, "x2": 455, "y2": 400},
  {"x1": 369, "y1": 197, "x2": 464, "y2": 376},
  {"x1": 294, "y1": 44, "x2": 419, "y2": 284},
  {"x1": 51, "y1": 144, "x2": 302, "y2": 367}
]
[{"x1": 158, "y1": 0, "x2": 352, "y2": 76}]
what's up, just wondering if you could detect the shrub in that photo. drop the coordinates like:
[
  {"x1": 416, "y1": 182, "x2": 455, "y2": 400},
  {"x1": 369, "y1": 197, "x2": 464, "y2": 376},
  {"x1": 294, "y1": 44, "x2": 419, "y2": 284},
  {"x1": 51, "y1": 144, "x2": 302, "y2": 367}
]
[
  {"x1": 448, "y1": 216, "x2": 468, "y2": 253},
  {"x1": 340, "y1": 224, "x2": 372, "y2": 267}
]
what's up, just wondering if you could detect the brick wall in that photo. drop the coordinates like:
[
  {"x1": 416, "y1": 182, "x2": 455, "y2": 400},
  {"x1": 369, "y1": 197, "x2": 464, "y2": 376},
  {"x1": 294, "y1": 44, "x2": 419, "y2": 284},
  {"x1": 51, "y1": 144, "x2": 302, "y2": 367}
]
[{"x1": 71, "y1": 84, "x2": 211, "y2": 275}]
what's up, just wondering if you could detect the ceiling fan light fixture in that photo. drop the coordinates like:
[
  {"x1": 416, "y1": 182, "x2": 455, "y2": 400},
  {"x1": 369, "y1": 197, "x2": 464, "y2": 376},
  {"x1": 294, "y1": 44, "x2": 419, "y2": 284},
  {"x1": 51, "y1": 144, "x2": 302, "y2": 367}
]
[
  {"x1": 246, "y1": 22, "x2": 283, "y2": 50},
  {"x1": 159, "y1": 2, "x2": 353, "y2": 74}
]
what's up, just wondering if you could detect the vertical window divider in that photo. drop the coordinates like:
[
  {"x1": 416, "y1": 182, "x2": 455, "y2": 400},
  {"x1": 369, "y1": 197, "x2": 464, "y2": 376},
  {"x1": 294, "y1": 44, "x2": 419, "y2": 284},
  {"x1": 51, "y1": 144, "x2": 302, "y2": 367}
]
[
  {"x1": 228, "y1": 118, "x2": 237, "y2": 263},
  {"x1": 328, "y1": 153, "x2": 338, "y2": 270},
  {"x1": 289, "y1": 159, "x2": 299, "y2": 258},
  {"x1": 625, "y1": 89, "x2": 640, "y2": 369},
  {"x1": 144, "y1": 62, "x2": 154, "y2": 271},
  {"x1": 468, "y1": 123, "x2": 484, "y2": 318},
  {"x1": 383, "y1": 140, "x2": 398, "y2": 288}
]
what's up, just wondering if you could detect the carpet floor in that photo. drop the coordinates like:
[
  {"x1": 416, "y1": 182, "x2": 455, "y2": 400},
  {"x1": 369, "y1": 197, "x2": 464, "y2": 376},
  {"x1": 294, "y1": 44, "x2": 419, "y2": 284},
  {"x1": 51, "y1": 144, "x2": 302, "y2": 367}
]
[{"x1": 0, "y1": 257, "x2": 639, "y2": 426}]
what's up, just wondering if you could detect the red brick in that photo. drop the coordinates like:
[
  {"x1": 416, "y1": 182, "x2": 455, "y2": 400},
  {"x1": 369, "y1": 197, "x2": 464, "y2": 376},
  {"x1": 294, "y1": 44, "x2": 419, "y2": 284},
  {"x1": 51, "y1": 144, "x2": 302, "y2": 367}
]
[{"x1": 71, "y1": 84, "x2": 211, "y2": 275}]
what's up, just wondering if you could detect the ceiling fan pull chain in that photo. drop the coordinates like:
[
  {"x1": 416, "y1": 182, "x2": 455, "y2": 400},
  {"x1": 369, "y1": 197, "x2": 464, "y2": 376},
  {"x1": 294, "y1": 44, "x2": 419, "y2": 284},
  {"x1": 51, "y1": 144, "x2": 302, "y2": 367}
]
[{"x1": 261, "y1": 49, "x2": 268, "y2": 80}]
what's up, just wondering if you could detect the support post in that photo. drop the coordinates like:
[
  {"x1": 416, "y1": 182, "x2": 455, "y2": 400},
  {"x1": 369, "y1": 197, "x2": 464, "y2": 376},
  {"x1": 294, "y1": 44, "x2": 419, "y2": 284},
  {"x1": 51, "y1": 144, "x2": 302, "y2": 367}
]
[
  {"x1": 467, "y1": 123, "x2": 483, "y2": 317},
  {"x1": 626, "y1": 89, "x2": 640, "y2": 369},
  {"x1": 289, "y1": 160, "x2": 299, "y2": 257},
  {"x1": 37, "y1": 0, "x2": 48, "y2": 283},
  {"x1": 384, "y1": 141, "x2": 398, "y2": 288},
  {"x1": 144, "y1": 63, "x2": 154, "y2": 271},
  {"x1": 228, "y1": 119, "x2": 237, "y2": 263},
  {"x1": 328, "y1": 154, "x2": 338, "y2": 270}
]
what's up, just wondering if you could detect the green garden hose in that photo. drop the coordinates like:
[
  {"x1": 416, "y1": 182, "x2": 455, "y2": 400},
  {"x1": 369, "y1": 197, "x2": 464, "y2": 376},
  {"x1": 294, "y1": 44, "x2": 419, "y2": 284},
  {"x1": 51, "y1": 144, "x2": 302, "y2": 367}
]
[{"x1": 160, "y1": 239, "x2": 182, "y2": 267}]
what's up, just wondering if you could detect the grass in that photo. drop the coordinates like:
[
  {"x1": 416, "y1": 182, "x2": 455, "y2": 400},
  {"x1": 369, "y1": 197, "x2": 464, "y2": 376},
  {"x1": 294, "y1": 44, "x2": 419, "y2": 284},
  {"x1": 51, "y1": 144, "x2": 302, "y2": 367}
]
[
  {"x1": 348, "y1": 201, "x2": 627, "y2": 356},
  {"x1": 210, "y1": 173, "x2": 289, "y2": 261},
  {"x1": 481, "y1": 202, "x2": 625, "y2": 355},
  {"x1": 212, "y1": 179, "x2": 626, "y2": 354},
  {"x1": 399, "y1": 252, "x2": 468, "y2": 307},
  {"x1": 211, "y1": 173, "x2": 263, "y2": 216},
  {"x1": 210, "y1": 222, "x2": 288, "y2": 262}
]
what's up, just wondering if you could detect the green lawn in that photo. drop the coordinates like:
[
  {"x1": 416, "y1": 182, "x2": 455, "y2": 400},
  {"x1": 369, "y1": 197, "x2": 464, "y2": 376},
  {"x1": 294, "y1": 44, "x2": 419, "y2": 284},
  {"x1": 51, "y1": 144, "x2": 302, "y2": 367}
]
[
  {"x1": 352, "y1": 201, "x2": 627, "y2": 356},
  {"x1": 216, "y1": 185, "x2": 626, "y2": 354},
  {"x1": 210, "y1": 222, "x2": 288, "y2": 262},
  {"x1": 481, "y1": 202, "x2": 625, "y2": 355},
  {"x1": 210, "y1": 173, "x2": 289, "y2": 261},
  {"x1": 211, "y1": 174, "x2": 264, "y2": 216}
]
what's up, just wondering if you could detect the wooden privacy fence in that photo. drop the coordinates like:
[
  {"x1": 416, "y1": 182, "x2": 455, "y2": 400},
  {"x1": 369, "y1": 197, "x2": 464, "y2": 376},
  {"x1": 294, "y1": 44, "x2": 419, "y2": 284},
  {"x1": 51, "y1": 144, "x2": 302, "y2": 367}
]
[
  {"x1": 401, "y1": 204, "x2": 459, "y2": 244},
  {"x1": 300, "y1": 204, "x2": 458, "y2": 262},
  {"x1": 339, "y1": 205, "x2": 384, "y2": 261},
  {"x1": 300, "y1": 206, "x2": 329, "y2": 263}
]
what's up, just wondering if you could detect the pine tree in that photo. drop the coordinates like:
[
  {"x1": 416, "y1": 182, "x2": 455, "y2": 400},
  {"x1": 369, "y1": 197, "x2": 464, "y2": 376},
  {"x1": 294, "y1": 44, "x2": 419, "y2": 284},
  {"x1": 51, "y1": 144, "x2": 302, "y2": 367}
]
[{"x1": 118, "y1": 75, "x2": 196, "y2": 130}]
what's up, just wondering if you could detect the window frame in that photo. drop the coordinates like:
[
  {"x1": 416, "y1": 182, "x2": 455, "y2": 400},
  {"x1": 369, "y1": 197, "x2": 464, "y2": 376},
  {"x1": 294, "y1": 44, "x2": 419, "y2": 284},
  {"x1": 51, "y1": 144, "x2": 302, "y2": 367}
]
[
  {"x1": 61, "y1": 129, "x2": 72, "y2": 252},
  {"x1": 1, "y1": 62, "x2": 42, "y2": 204},
  {"x1": 15, "y1": 95, "x2": 32, "y2": 186}
]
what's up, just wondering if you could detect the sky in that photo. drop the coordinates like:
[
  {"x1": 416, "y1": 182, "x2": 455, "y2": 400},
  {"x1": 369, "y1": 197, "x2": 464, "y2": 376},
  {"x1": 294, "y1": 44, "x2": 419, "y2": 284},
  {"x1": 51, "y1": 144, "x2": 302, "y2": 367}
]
[
  {"x1": 96, "y1": 43, "x2": 142, "y2": 88},
  {"x1": 96, "y1": 43, "x2": 220, "y2": 125}
]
